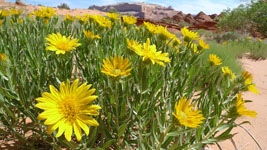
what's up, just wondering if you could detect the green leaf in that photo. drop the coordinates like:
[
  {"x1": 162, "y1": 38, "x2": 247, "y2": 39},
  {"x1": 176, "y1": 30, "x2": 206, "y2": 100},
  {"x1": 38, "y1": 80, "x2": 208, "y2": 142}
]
[
  {"x1": 103, "y1": 139, "x2": 116, "y2": 149},
  {"x1": 118, "y1": 123, "x2": 127, "y2": 138}
]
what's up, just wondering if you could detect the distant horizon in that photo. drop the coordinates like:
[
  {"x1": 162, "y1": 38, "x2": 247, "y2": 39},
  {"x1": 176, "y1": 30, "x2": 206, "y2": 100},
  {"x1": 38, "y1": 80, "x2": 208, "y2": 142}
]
[{"x1": 5, "y1": 0, "x2": 246, "y2": 15}]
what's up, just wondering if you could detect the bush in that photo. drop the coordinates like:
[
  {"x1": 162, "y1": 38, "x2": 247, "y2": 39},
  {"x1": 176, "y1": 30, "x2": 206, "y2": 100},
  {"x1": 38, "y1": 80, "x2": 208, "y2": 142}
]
[
  {"x1": 217, "y1": 1, "x2": 267, "y2": 37},
  {"x1": 213, "y1": 32, "x2": 241, "y2": 43},
  {"x1": 178, "y1": 21, "x2": 191, "y2": 27},
  {"x1": 57, "y1": 3, "x2": 70, "y2": 10},
  {"x1": 0, "y1": 8, "x2": 260, "y2": 149}
]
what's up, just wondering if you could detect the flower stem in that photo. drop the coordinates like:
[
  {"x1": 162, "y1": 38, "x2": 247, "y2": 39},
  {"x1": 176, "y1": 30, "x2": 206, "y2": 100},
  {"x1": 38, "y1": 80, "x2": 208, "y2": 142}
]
[
  {"x1": 187, "y1": 117, "x2": 228, "y2": 149},
  {"x1": 157, "y1": 124, "x2": 173, "y2": 150},
  {"x1": 114, "y1": 79, "x2": 121, "y2": 150}
]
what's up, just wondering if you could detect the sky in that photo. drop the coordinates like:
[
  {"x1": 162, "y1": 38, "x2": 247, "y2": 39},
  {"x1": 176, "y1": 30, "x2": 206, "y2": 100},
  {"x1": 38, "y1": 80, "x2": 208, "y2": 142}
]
[{"x1": 6, "y1": 0, "x2": 245, "y2": 14}]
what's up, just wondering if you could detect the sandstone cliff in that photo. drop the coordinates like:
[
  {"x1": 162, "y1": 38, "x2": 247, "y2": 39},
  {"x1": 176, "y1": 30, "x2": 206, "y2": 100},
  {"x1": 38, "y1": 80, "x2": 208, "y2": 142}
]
[{"x1": 89, "y1": 2, "x2": 178, "y2": 21}]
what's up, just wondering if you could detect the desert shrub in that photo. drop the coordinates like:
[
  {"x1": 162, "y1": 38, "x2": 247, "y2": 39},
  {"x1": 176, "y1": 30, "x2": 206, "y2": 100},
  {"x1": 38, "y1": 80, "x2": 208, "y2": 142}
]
[
  {"x1": 57, "y1": 3, "x2": 70, "y2": 10},
  {"x1": 0, "y1": 8, "x2": 260, "y2": 149},
  {"x1": 108, "y1": 8, "x2": 120, "y2": 14},
  {"x1": 221, "y1": 32, "x2": 240, "y2": 41},
  {"x1": 178, "y1": 21, "x2": 191, "y2": 27},
  {"x1": 247, "y1": 0, "x2": 267, "y2": 37},
  {"x1": 217, "y1": 5, "x2": 249, "y2": 32},
  {"x1": 162, "y1": 18, "x2": 179, "y2": 24},
  {"x1": 195, "y1": 29, "x2": 213, "y2": 39},
  {"x1": 217, "y1": 0, "x2": 267, "y2": 37},
  {"x1": 213, "y1": 32, "x2": 241, "y2": 43}
]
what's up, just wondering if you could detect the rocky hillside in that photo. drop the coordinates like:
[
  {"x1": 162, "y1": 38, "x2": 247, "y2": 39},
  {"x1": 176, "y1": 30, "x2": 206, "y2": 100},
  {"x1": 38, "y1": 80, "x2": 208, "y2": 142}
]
[
  {"x1": 89, "y1": 2, "x2": 178, "y2": 21},
  {"x1": 166, "y1": 11, "x2": 220, "y2": 31}
]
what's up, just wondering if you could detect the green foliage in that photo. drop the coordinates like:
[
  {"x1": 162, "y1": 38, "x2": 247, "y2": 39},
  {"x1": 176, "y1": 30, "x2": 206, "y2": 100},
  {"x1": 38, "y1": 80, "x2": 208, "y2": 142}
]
[
  {"x1": 57, "y1": 3, "x2": 70, "y2": 10},
  {"x1": 201, "y1": 39, "x2": 267, "y2": 74},
  {"x1": 217, "y1": 5, "x2": 249, "y2": 32},
  {"x1": 217, "y1": 1, "x2": 267, "y2": 37},
  {"x1": 178, "y1": 21, "x2": 192, "y2": 28},
  {"x1": 108, "y1": 8, "x2": 120, "y2": 14},
  {"x1": 247, "y1": 0, "x2": 267, "y2": 37},
  {"x1": 213, "y1": 32, "x2": 241, "y2": 43}
]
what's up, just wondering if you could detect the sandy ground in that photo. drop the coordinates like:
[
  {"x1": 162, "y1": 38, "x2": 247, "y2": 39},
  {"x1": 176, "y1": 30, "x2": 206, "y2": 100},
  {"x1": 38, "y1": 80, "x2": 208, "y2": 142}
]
[{"x1": 208, "y1": 57, "x2": 267, "y2": 150}]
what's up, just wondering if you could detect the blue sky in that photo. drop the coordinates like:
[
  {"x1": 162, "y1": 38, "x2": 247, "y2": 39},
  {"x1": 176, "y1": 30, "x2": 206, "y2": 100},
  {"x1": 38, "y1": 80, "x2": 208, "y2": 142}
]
[{"x1": 6, "y1": 0, "x2": 244, "y2": 14}]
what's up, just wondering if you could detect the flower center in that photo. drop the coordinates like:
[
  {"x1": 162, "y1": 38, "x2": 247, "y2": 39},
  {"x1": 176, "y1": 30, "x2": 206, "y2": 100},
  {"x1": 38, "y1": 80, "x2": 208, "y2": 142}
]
[
  {"x1": 179, "y1": 112, "x2": 187, "y2": 121},
  {"x1": 113, "y1": 69, "x2": 122, "y2": 74},
  {"x1": 56, "y1": 41, "x2": 70, "y2": 51},
  {"x1": 60, "y1": 98, "x2": 78, "y2": 123}
]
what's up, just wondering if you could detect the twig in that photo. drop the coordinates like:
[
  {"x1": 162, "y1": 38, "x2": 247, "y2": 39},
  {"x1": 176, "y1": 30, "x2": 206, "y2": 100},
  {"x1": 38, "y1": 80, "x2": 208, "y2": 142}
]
[
  {"x1": 238, "y1": 124, "x2": 263, "y2": 150},
  {"x1": 230, "y1": 138, "x2": 238, "y2": 150},
  {"x1": 215, "y1": 142, "x2": 222, "y2": 150}
]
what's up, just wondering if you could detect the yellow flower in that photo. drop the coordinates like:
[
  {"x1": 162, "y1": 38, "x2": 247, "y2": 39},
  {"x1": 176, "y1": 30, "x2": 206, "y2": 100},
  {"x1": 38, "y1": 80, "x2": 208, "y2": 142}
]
[
  {"x1": 244, "y1": 78, "x2": 259, "y2": 94},
  {"x1": 101, "y1": 55, "x2": 133, "y2": 77},
  {"x1": 209, "y1": 54, "x2": 222, "y2": 66},
  {"x1": 0, "y1": 9, "x2": 11, "y2": 17},
  {"x1": 35, "y1": 79, "x2": 101, "y2": 142},
  {"x1": 167, "y1": 38, "x2": 181, "y2": 51},
  {"x1": 155, "y1": 25, "x2": 176, "y2": 40},
  {"x1": 94, "y1": 15, "x2": 112, "y2": 28},
  {"x1": 126, "y1": 38, "x2": 142, "y2": 54},
  {"x1": 107, "y1": 13, "x2": 120, "y2": 20},
  {"x1": 235, "y1": 93, "x2": 257, "y2": 117},
  {"x1": 242, "y1": 71, "x2": 259, "y2": 94},
  {"x1": 0, "y1": 53, "x2": 7, "y2": 61},
  {"x1": 172, "y1": 38, "x2": 181, "y2": 47},
  {"x1": 32, "y1": 7, "x2": 57, "y2": 18},
  {"x1": 76, "y1": 15, "x2": 88, "y2": 24},
  {"x1": 190, "y1": 43, "x2": 198, "y2": 53},
  {"x1": 83, "y1": 30, "x2": 101, "y2": 39},
  {"x1": 129, "y1": 38, "x2": 170, "y2": 67},
  {"x1": 247, "y1": 37, "x2": 251, "y2": 40},
  {"x1": 123, "y1": 16, "x2": 137, "y2": 25},
  {"x1": 64, "y1": 14, "x2": 76, "y2": 22},
  {"x1": 242, "y1": 71, "x2": 252, "y2": 80},
  {"x1": 0, "y1": 19, "x2": 3, "y2": 26},
  {"x1": 9, "y1": 8, "x2": 23, "y2": 16},
  {"x1": 143, "y1": 21, "x2": 157, "y2": 33},
  {"x1": 181, "y1": 27, "x2": 199, "y2": 42},
  {"x1": 198, "y1": 40, "x2": 209, "y2": 50},
  {"x1": 18, "y1": 18, "x2": 23, "y2": 24},
  {"x1": 142, "y1": 38, "x2": 169, "y2": 66},
  {"x1": 45, "y1": 32, "x2": 81, "y2": 54},
  {"x1": 258, "y1": 38, "x2": 262, "y2": 42},
  {"x1": 44, "y1": 19, "x2": 49, "y2": 24},
  {"x1": 223, "y1": 41, "x2": 227, "y2": 45},
  {"x1": 172, "y1": 97, "x2": 205, "y2": 128},
  {"x1": 221, "y1": 66, "x2": 235, "y2": 81},
  {"x1": 27, "y1": 13, "x2": 32, "y2": 18}
]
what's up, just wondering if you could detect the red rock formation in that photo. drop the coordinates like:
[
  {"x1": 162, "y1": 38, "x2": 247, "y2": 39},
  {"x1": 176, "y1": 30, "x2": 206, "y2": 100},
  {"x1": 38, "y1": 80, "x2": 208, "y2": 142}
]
[
  {"x1": 171, "y1": 11, "x2": 185, "y2": 22},
  {"x1": 190, "y1": 21, "x2": 217, "y2": 31},
  {"x1": 184, "y1": 14, "x2": 195, "y2": 24},
  {"x1": 194, "y1": 11, "x2": 213, "y2": 23},
  {"x1": 15, "y1": 0, "x2": 27, "y2": 6},
  {"x1": 209, "y1": 14, "x2": 218, "y2": 20}
]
